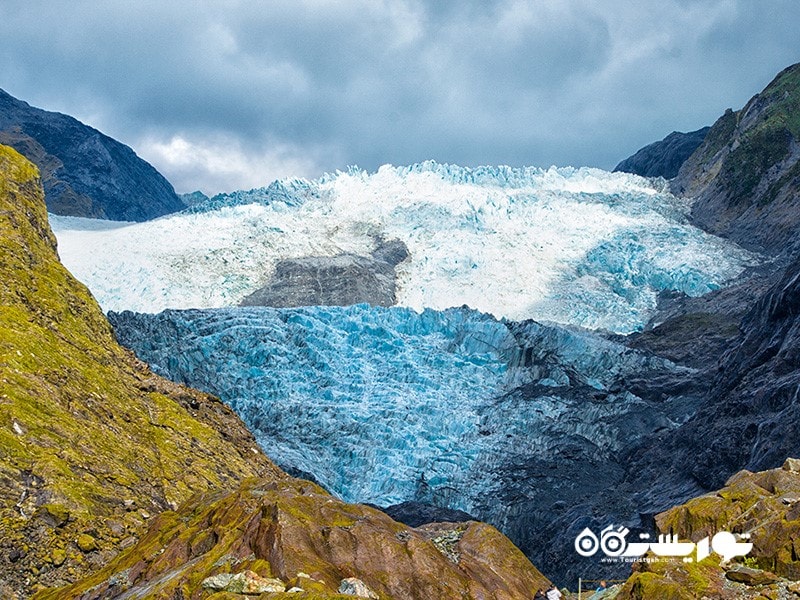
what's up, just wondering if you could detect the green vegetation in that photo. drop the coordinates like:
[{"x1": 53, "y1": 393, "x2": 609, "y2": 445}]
[
  {"x1": 721, "y1": 125, "x2": 792, "y2": 206},
  {"x1": 0, "y1": 144, "x2": 279, "y2": 595},
  {"x1": 694, "y1": 108, "x2": 738, "y2": 166},
  {"x1": 713, "y1": 63, "x2": 800, "y2": 210},
  {"x1": 756, "y1": 63, "x2": 800, "y2": 138}
]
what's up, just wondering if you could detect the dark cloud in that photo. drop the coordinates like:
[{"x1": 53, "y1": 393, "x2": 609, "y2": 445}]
[{"x1": 1, "y1": 0, "x2": 799, "y2": 193}]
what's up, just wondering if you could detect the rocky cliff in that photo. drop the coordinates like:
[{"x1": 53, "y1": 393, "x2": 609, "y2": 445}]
[
  {"x1": 672, "y1": 63, "x2": 800, "y2": 254},
  {"x1": 0, "y1": 144, "x2": 281, "y2": 597},
  {"x1": 617, "y1": 459, "x2": 800, "y2": 599},
  {"x1": 614, "y1": 127, "x2": 710, "y2": 179},
  {"x1": 0, "y1": 89, "x2": 183, "y2": 221},
  {"x1": 0, "y1": 144, "x2": 548, "y2": 599},
  {"x1": 625, "y1": 249, "x2": 800, "y2": 508}
]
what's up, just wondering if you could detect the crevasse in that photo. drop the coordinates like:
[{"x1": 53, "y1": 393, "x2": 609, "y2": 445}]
[{"x1": 109, "y1": 304, "x2": 680, "y2": 510}]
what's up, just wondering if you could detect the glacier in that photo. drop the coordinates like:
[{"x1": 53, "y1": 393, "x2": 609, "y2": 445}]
[
  {"x1": 109, "y1": 304, "x2": 690, "y2": 514},
  {"x1": 52, "y1": 161, "x2": 759, "y2": 334}
]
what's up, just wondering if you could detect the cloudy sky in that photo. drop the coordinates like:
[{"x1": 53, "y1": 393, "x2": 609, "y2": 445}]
[{"x1": 2, "y1": 0, "x2": 799, "y2": 194}]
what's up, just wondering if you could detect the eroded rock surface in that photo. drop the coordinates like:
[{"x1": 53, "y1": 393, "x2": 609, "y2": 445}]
[
  {"x1": 240, "y1": 239, "x2": 409, "y2": 308},
  {"x1": 38, "y1": 479, "x2": 549, "y2": 600}
]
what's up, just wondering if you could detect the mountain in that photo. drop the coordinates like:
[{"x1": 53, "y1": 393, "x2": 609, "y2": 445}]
[
  {"x1": 0, "y1": 89, "x2": 184, "y2": 221},
  {"x1": 50, "y1": 160, "x2": 760, "y2": 585},
  {"x1": 672, "y1": 63, "x2": 800, "y2": 254},
  {"x1": 0, "y1": 144, "x2": 549, "y2": 598},
  {"x1": 0, "y1": 143, "x2": 280, "y2": 597},
  {"x1": 79, "y1": 63, "x2": 800, "y2": 588},
  {"x1": 614, "y1": 127, "x2": 710, "y2": 179}
]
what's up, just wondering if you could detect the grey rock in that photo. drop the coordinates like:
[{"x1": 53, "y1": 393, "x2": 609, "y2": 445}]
[
  {"x1": 614, "y1": 127, "x2": 710, "y2": 179},
  {"x1": 201, "y1": 571, "x2": 285, "y2": 594},
  {"x1": 671, "y1": 63, "x2": 800, "y2": 255},
  {"x1": 201, "y1": 572, "x2": 234, "y2": 590},
  {"x1": 725, "y1": 565, "x2": 779, "y2": 585},
  {"x1": 379, "y1": 501, "x2": 475, "y2": 528},
  {"x1": 370, "y1": 238, "x2": 409, "y2": 267},
  {"x1": 339, "y1": 577, "x2": 378, "y2": 598},
  {"x1": 240, "y1": 239, "x2": 409, "y2": 308},
  {"x1": 0, "y1": 88, "x2": 183, "y2": 221},
  {"x1": 783, "y1": 457, "x2": 800, "y2": 473}
]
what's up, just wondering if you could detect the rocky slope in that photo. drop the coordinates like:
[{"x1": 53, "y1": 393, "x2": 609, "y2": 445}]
[
  {"x1": 617, "y1": 459, "x2": 800, "y2": 599},
  {"x1": 0, "y1": 144, "x2": 549, "y2": 598},
  {"x1": 625, "y1": 248, "x2": 800, "y2": 509},
  {"x1": 614, "y1": 127, "x2": 710, "y2": 179},
  {"x1": 0, "y1": 144, "x2": 281, "y2": 597},
  {"x1": 0, "y1": 89, "x2": 183, "y2": 220},
  {"x1": 672, "y1": 63, "x2": 800, "y2": 254},
  {"x1": 38, "y1": 479, "x2": 548, "y2": 600}
]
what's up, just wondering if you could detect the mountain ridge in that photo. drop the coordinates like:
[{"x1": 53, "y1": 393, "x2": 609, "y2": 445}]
[
  {"x1": 672, "y1": 62, "x2": 800, "y2": 254},
  {"x1": 0, "y1": 89, "x2": 184, "y2": 221},
  {"x1": 614, "y1": 127, "x2": 711, "y2": 179}
]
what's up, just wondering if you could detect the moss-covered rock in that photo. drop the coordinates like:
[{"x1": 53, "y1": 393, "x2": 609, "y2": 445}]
[
  {"x1": 0, "y1": 144, "x2": 283, "y2": 596},
  {"x1": 37, "y1": 479, "x2": 549, "y2": 599},
  {"x1": 76, "y1": 534, "x2": 97, "y2": 553},
  {"x1": 673, "y1": 62, "x2": 800, "y2": 253},
  {"x1": 618, "y1": 459, "x2": 800, "y2": 599}
]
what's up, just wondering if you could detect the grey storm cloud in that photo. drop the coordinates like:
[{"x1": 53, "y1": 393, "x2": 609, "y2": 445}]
[{"x1": 1, "y1": 0, "x2": 800, "y2": 194}]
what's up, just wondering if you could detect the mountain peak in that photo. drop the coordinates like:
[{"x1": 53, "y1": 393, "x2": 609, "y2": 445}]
[
  {"x1": 672, "y1": 62, "x2": 800, "y2": 254},
  {"x1": 0, "y1": 89, "x2": 183, "y2": 221}
]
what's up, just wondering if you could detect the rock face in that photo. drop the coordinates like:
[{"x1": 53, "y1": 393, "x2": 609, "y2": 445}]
[
  {"x1": 626, "y1": 254, "x2": 800, "y2": 511},
  {"x1": 0, "y1": 89, "x2": 183, "y2": 220},
  {"x1": 617, "y1": 460, "x2": 800, "y2": 598},
  {"x1": 0, "y1": 144, "x2": 282, "y2": 597},
  {"x1": 380, "y1": 501, "x2": 475, "y2": 528},
  {"x1": 240, "y1": 239, "x2": 409, "y2": 308},
  {"x1": 38, "y1": 479, "x2": 549, "y2": 600},
  {"x1": 672, "y1": 63, "x2": 800, "y2": 254},
  {"x1": 614, "y1": 127, "x2": 710, "y2": 179}
]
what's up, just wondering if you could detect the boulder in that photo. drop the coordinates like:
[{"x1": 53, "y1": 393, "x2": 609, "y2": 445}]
[
  {"x1": 725, "y1": 565, "x2": 779, "y2": 586},
  {"x1": 201, "y1": 571, "x2": 284, "y2": 595},
  {"x1": 339, "y1": 577, "x2": 379, "y2": 599}
]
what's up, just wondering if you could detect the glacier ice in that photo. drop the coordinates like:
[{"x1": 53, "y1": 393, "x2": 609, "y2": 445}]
[
  {"x1": 109, "y1": 304, "x2": 686, "y2": 512},
  {"x1": 52, "y1": 161, "x2": 758, "y2": 334}
]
